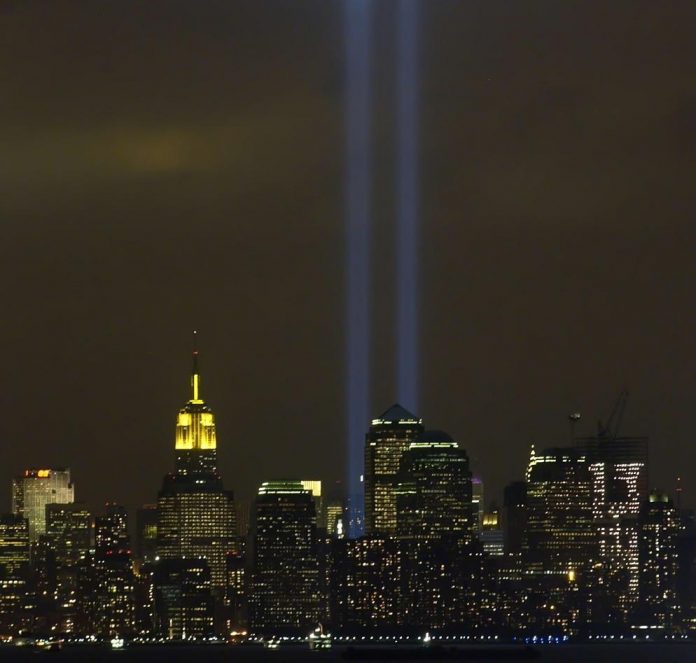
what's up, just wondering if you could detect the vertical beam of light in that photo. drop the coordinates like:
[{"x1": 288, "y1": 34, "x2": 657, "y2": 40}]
[
  {"x1": 396, "y1": 0, "x2": 420, "y2": 412},
  {"x1": 345, "y1": 0, "x2": 372, "y2": 538}
]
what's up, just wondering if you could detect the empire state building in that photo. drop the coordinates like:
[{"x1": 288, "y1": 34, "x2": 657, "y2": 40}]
[
  {"x1": 156, "y1": 347, "x2": 236, "y2": 593},
  {"x1": 174, "y1": 349, "x2": 217, "y2": 474}
]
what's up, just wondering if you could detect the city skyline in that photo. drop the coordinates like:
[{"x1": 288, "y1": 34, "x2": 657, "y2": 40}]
[
  {"x1": 2, "y1": 341, "x2": 694, "y2": 641},
  {"x1": 1, "y1": 343, "x2": 693, "y2": 514},
  {"x1": 1, "y1": 345, "x2": 691, "y2": 514}
]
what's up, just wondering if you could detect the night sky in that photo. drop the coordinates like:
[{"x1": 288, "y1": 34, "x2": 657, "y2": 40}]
[{"x1": 2, "y1": 1, "x2": 695, "y2": 513}]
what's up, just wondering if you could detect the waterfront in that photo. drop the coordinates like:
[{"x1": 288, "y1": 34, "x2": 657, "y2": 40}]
[{"x1": 0, "y1": 644, "x2": 694, "y2": 662}]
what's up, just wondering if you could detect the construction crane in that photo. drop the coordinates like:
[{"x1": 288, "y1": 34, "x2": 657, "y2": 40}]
[{"x1": 597, "y1": 389, "x2": 629, "y2": 442}]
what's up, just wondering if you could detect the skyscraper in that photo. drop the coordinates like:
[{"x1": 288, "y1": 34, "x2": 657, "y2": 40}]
[
  {"x1": 523, "y1": 446, "x2": 596, "y2": 633},
  {"x1": 502, "y1": 481, "x2": 527, "y2": 556},
  {"x1": 575, "y1": 433, "x2": 648, "y2": 621},
  {"x1": 250, "y1": 481, "x2": 320, "y2": 632},
  {"x1": 329, "y1": 536, "x2": 402, "y2": 629},
  {"x1": 524, "y1": 446, "x2": 596, "y2": 578},
  {"x1": 394, "y1": 431, "x2": 477, "y2": 629},
  {"x1": 395, "y1": 431, "x2": 473, "y2": 543},
  {"x1": 154, "y1": 558, "x2": 214, "y2": 640},
  {"x1": 45, "y1": 502, "x2": 94, "y2": 633},
  {"x1": 364, "y1": 404, "x2": 423, "y2": 536},
  {"x1": 12, "y1": 468, "x2": 74, "y2": 542},
  {"x1": 0, "y1": 514, "x2": 32, "y2": 634},
  {"x1": 636, "y1": 491, "x2": 680, "y2": 627},
  {"x1": 94, "y1": 504, "x2": 135, "y2": 637},
  {"x1": 135, "y1": 503, "x2": 158, "y2": 564},
  {"x1": 156, "y1": 348, "x2": 236, "y2": 596},
  {"x1": 174, "y1": 349, "x2": 217, "y2": 475},
  {"x1": 301, "y1": 480, "x2": 324, "y2": 528},
  {"x1": 45, "y1": 502, "x2": 93, "y2": 567},
  {"x1": 481, "y1": 508, "x2": 504, "y2": 557}
]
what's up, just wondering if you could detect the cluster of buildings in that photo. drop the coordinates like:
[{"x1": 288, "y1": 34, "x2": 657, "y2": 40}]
[{"x1": 1, "y1": 358, "x2": 696, "y2": 642}]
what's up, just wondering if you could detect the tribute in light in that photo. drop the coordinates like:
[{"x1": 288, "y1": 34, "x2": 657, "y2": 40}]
[
  {"x1": 396, "y1": 0, "x2": 420, "y2": 412},
  {"x1": 344, "y1": 0, "x2": 372, "y2": 537}
]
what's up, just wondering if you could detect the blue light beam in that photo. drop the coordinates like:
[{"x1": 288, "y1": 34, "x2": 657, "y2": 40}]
[
  {"x1": 345, "y1": 0, "x2": 372, "y2": 538},
  {"x1": 396, "y1": 0, "x2": 420, "y2": 412}
]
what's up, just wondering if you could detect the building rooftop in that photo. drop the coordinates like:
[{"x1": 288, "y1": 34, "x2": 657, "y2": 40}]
[{"x1": 371, "y1": 403, "x2": 422, "y2": 426}]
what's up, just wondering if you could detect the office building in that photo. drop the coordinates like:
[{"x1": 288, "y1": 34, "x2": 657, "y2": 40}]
[
  {"x1": 325, "y1": 502, "x2": 344, "y2": 539},
  {"x1": 12, "y1": 468, "x2": 74, "y2": 542},
  {"x1": 329, "y1": 536, "x2": 402, "y2": 629},
  {"x1": 395, "y1": 431, "x2": 473, "y2": 542},
  {"x1": 225, "y1": 550, "x2": 247, "y2": 630},
  {"x1": 46, "y1": 502, "x2": 93, "y2": 566},
  {"x1": 502, "y1": 481, "x2": 527, "y2": 555},
  {"x1": 234, "y1": 500, "x2": 251, "y2": 539},
  {"x1": 524, "y1": 446, "x2": 596, "y2": 578},
  {"x1": 364, "y1": 404, "x2": 424, "y2": 536},
  {"x1": 481, "y1": 508, "x2": 504, "y2": 556},
  {"x1": 576, "y1": 432, "x2": 648, "y2": 621},
  {"x1": 45, "y1": 502, "x2": 94, "y2": 633},
  {"x1": 251, "y1": 481, "x2": 319, "y2": 632},
  {"x1": 154, "y1": 558, "x2": 214, "y2": 640},
  {"x1": 0, "y1": 514, "x2": 32, "y2": 634},
  {"x1": 135, "y1": 504, "x2": 158, "y2": 564},
  {"x1": 301, "y1": 480, "x2": 323, "y2": 528},
  {"x1": 157, "y1": 350, "x2": 237, "y2": 594},
  {"x1": 522, "y1": 446, "x2": 597, "y2": 633},
  {"x1": 636, "y1": 491, "x2": 680, "y2": 627},
  {"x1": 94, "y1": 504, "x2": 135, "y2": 637}
]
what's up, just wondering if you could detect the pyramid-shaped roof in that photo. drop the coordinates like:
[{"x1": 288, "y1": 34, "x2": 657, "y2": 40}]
[{"x1": 377, "y1": 403, "x2": 420, "y2": 422}]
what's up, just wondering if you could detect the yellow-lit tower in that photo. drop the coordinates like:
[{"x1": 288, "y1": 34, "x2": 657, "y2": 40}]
[
  {"x1": 174, "y1": 339, "x2": 217, "y2": 475},
  {"x1": 157, "y1": 336, "x2": 237, "y2": 595}
]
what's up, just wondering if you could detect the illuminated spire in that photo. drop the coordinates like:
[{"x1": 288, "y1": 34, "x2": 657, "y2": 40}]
[
  {"x1": 175, "y1": 331, "x2": 217, "y2": 466},
  {"x1": 191, "y1": 330, "x2": 201, "y2": 403}
]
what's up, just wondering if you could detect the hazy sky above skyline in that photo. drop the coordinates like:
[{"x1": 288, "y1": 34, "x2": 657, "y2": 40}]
[{"x1": 2, "y1": 1, "x2": 695, "y2": 512}]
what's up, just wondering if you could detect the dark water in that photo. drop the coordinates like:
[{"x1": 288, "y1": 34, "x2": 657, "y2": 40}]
[{"x1": 0, "y1": 644, "x2": 694, "y2": 662}]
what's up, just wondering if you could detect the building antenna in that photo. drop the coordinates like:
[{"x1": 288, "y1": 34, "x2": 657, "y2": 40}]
[{"x1": 191, "y1": 330, "x2": 200, "y2": 401}]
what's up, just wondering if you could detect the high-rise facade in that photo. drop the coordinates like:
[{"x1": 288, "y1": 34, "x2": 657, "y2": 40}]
[
  {"x1": 250, "y1": 481, "x2": 319, "y2": 632},
  {"x1": 523, "y1": 446, "x2": 597, "y2": 633},
  {"x1": 0, "y1": 514, "x2": 32, "y2": 634},
  {"x1": 502, "y1": 481, "x2": 527, "y2": 555},
  {"x1": 524, "y1": 446, "x2": 596, "y2": 578},
  {"x1": 364, "y1": 404, "x2": 423, "y2": 536},
  {"x1": 394, "y1": 431, "x2": 477, "y2": 629},
  {"x1": 325, "y1": 502, "x2": 344, "y2": 539},
  {"x1": 481, "y1": 508, "x2": 504, "y2": 556},
  {"x1": 135, "y1": 503, "x2": 158, "y2": 564},
  {"x1": 45, "y1": 502, "x2": 94, "y2": 633},
  {"x1": 395, "y1": 431, "x2": 473, "y2": 543},
  {"x1": 12, "y1": 468, "x2": 74, "y2": 542},
  {"x1": 575, "y1": 434, "x2": 648, "y2": 621},
  {"x1": 94, "y1": 504, "x2": 135, "y2": 637},
  {"x1": 636, "y1": 491, "x2": 680, "y2": 626},
  {"x1": 329, "y1": 536, "x2": 402, "y2": 629},
  {"x1": 45, "y1": 502, "x2": 93, "y2": 567},
  {"x1": 301, "y1": 480, "x2": 323, "y2": 528},
  {"x1": 156, "y1": 350, "x2": 236, "y2": 595},
  {"x1": 154, "y1": 558, "x2": 214, "y2": 640}
]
